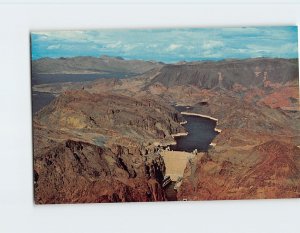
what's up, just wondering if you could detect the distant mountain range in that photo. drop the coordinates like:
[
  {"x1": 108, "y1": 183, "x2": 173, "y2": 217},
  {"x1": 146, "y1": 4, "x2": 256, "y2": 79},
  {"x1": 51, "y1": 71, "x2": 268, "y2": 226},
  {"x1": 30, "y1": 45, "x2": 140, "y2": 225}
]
[
  {"x1": 31, "y1": 55, "x2": 163, "y2": 75},
  {"x1": 32, "y1": 56, "x2": 298, "y2": 90},
  {"x1": 148, "y1": 58, "x2": 299, "y2": 89}
]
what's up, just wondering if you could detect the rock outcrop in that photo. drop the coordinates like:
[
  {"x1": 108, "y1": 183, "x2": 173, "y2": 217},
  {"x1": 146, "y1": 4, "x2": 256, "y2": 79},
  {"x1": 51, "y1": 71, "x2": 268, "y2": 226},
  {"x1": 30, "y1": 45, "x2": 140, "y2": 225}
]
[
  {"x1": 34, "y1": 139, "x2": 166, "y2": 203},
  {"x1": 33, "y1": 90, "x2": 185, "y2": 203},
  {"x1": 149, "y1": 58, "x2": 298, "y2": 89},
  {"x1": 178, "y1": 141, "x2": 300, "y2": 200}
]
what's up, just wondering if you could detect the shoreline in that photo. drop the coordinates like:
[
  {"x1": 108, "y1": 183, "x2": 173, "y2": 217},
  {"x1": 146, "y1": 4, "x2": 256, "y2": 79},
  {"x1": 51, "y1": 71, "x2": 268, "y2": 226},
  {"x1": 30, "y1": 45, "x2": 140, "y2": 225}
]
[
  {"x1": 215, "y1": 128, "x2": 222, "y2": 133},
  {"x1": 160, "y1": 111, "x2": 220, "y2": 188},
  {"x1": 181, "y1": 111, "x2": 218, "y2": 122},
  {"x1": 180, "y1": 111, "x2": 222, "y2": 133},
  {"x1": 156, "y1": 110, "x2": 221, "y2": 150},
  {"x1": 153, "y1": 132, "x2": 189, "y2": 147},
  {"x1": 171, "y1": 132, "x2": 188, "y2": 138}
]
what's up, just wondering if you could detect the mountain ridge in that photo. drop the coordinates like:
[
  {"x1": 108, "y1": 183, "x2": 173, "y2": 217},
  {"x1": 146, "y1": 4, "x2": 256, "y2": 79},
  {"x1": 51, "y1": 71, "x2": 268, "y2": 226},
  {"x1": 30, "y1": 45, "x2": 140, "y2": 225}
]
[
  {"x1": 148, "y1": 58, "x2": 298, "y2": 89},
  {"x1": 32, "y1": 55, "x2": 163, "y2": 75}
]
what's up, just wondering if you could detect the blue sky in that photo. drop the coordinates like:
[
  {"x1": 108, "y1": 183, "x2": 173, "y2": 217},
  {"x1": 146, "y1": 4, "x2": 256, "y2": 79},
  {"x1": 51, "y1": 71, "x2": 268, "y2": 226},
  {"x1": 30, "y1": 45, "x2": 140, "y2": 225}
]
[{"x1": 31, "y1": 26, "x2": 298, "y2": 63}]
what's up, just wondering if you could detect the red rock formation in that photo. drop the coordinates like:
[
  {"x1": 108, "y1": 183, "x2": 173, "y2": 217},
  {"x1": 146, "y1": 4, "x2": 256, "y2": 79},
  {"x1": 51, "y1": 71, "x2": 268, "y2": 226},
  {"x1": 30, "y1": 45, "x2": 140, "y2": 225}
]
[
  {"x1": 33, "y1": 91, "x2": 187, "y2": 203},
  {"x1": 32, "y1": 58, "x2": 300, "y2": 203},
  {"x1": 259, "y1": 86, "x2": 299, "y2": 109},
  {"x1": 34, "y1": 135, "x2": 167, "y2": 204},
  {"x1": 178, "y1": 141, "x2": 300, "y2": 200}
]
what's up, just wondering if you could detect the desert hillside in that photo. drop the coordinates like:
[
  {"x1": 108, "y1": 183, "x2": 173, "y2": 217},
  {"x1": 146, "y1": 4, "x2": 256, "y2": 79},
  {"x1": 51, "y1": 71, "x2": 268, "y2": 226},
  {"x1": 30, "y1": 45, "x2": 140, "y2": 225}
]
[
  {"x1": 32, "y1": 58, "x2": 300, "y2": 202},
  {"x1": 33, "y1": 90, "x2": 186, "y2": 203}
]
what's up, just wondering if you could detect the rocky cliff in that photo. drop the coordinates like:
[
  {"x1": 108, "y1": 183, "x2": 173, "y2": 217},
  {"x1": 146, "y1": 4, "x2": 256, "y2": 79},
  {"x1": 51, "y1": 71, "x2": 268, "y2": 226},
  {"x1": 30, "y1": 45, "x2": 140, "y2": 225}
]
[
  {"x1": 149, "y1": 58, "x2": 298, "y2": 89},
  {"x1": 33, "y1": 90, "x2": 186, "y2": 203},
  {"x1": 175, "y1": 89, "x2": 300, "y2": 200},
  {"x1": 34, "y1": 138, "x2": 166, "y2": 203},
  {"x1": 178, "y1": 141, "x2": 300, "y2": 200}
]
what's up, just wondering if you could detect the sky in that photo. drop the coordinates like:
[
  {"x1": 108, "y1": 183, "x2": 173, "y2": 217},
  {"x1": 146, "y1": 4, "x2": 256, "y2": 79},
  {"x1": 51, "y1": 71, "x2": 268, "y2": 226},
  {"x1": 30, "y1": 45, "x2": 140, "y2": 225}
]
[{"x1": 31, "y1": 26, "x2": 298, "y2": 63}]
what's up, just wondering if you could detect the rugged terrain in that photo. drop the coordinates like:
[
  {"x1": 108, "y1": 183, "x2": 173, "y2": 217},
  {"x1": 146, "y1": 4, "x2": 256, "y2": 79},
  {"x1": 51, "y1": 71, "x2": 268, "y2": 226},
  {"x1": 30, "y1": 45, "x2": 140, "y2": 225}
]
[
  {"x1": 33, "y1": 90, "x2": 185, "y2": 203},
  {"x1": 178, "y1": 141, "x2": 300, "y2": 200},
  {"x1": 32, "y1": 57, "x2": 300, "y2": 202}
]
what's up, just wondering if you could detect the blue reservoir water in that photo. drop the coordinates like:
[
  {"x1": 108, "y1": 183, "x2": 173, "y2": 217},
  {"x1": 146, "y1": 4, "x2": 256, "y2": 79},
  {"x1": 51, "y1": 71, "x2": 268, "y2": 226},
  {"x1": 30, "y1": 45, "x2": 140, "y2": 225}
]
[
  {"x1": 170, "y1": 107, "x2": 219, "y2": 152},
  {"x1": 32, "y1": 91, "x2": 56, "y2": 114}
]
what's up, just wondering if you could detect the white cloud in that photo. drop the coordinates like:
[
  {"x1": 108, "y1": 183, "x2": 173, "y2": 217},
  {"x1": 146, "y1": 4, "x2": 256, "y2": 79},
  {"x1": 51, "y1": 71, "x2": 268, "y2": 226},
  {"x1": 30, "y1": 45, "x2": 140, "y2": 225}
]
[
  {"x1": 106, "y1": 41, "x2": 122, "y2": 49},
  {"x1": 31, "y1": 27, "x2": 298, "y2": 62},
  {"x1": 47, "y1": 44, "x2": 61, "y2": 50},
  {"x1": 34, "y1": 35, "x2": 48, "y2": 41},
  {"x1": 167, "y1": 44, "x2": 182, "y2": 51},
  {"x1": 122, "y1": 44, "x2": 138, "y2": 51},
  {"x1": 202, "y1": 40, "x2": 224, "y2": 50},
  {"x1": 33, "y1": 30, "x2": 88, "y2": 41}
]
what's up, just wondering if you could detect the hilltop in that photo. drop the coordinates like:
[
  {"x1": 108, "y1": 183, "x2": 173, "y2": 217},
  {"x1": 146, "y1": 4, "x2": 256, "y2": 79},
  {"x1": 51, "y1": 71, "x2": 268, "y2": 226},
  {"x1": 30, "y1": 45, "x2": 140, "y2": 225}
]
[{"x1": 32, "y1": 55, "x2": 163, "y2": 75}]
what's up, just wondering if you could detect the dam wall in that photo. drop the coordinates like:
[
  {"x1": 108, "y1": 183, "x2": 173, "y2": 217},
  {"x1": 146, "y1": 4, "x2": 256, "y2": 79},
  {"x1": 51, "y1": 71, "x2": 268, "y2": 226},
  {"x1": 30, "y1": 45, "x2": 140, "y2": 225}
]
[{"x1": 161, "y1": 151, "x2": 196, "y2": 181}]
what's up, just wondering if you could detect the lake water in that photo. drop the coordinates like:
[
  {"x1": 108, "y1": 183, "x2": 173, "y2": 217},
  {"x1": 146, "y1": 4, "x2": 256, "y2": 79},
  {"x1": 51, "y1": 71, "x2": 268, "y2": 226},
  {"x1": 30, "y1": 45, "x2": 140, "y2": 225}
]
[
  {"x1": 31, "y1": 72, "x2": 136, "y2": 113},
  {"x1": 171, "y1": 108, "x2": 219, "y2": 152},
  {"x1": 32, "y1": 91, "x2": 56, "y2": 114}
]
